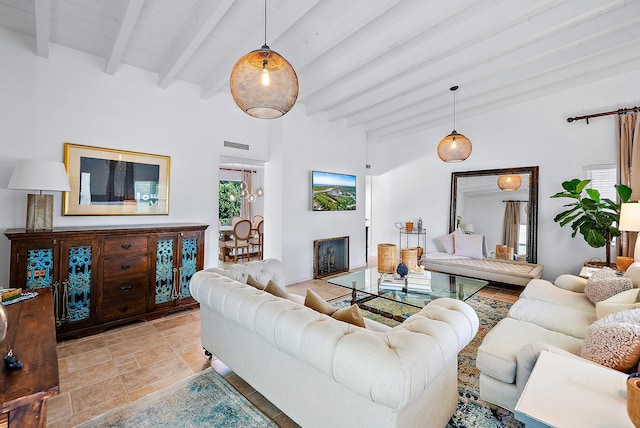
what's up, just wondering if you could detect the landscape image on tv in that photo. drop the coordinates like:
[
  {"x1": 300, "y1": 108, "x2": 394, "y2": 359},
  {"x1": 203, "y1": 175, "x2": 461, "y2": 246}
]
[{"x1": 312, "y1": 170, "x2": 356, "y2": 211}]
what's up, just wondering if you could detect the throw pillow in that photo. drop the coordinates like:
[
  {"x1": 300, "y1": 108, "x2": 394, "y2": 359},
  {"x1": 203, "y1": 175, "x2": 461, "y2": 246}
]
[
  {"x1": 453, "y1": 233, "x2": 484, "y2": 259},
  {"x1": 435, "y1": 233, "x2": 455, "y2": 254},
  {"x1": 331, "y1": 304, "x2": 366, "y2": 328},
  {"x1": 304, "y1": 289, "x2": 366, "y2": 328},
  {"x1": 264, "y1": 280, "x2": 289, "y2": 300},
  {"x1": 584, "y1": 271, "x2": 632, "y2": 304},
  {"x1": 246, "y1": 274, "x2": 266, "y2": 291},
  {"x1": 304, "y1": 288, "x2": 337, "y2": 315},
  {"x1": 595, "y1": 289, "x2": 640, "y2": 319},
  {"x1": 581, "y1": 308, "x2": 640, "y2": 371}
]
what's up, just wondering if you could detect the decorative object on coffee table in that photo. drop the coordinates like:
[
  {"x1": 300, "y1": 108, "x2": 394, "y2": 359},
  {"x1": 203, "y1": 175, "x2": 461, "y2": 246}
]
[{"x1": 396, "y1": 262, "x2": 409, "y2": 279}]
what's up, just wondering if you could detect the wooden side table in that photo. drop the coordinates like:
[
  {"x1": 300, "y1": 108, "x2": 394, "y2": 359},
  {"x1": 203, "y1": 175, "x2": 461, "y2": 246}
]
[
  {"x1": 515, "y1": 350, "x2": 634, "y2": 427},
  {"x1": 0, "y1": 289, "x2": 59, "y2": 427}
]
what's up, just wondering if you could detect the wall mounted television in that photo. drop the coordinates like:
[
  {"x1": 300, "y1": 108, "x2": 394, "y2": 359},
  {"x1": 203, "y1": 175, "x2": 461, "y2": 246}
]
[{"x1": 312, "y1": 170, "x2": 356, "y2": 211}]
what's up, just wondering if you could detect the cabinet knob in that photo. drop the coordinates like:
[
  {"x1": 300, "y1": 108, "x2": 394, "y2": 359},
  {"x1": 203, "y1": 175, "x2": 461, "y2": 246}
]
[
  {"x1": 121, "y1": 244, "x2": 132, "y2": 250},
  {"x1": 120, "y1": 284, "x2": 133, "y2": 292},
  {"x1": 119, "y1": 306, "x2": 129, "y2": 313},
  {"x1": 120, "y1": 265, "x2": 132, "y2": 270}
]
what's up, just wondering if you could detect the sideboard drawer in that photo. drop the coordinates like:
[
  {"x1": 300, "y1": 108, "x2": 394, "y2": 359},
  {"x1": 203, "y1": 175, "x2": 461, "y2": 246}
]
[
  {"x1": 99, "y1": 285, "x2": 146, "y2": 322},
  {"x1": 103, "y1": 256, "x2": 148, "y2": 281},
  {"x1": 103, "y1": 236, "x2": 148, "y2": 258}
]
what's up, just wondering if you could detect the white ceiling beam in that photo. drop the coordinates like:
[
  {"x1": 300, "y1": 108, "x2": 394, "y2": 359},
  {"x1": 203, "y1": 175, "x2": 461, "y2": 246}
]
[
  {"x1": 356, "y1": 12, "x2": 640, "y2": 132},
  {"x1": 329, "y1": 3, "x2": 640, "y2": 125},
  {"x1": 34, "y1": 0, "x2": 50, "y2": 58},
  {"x1": 368, "y1": 44, "x2": 640, "y2": 142},
  {"x1": 199, "y1": 0, "x2": 322, "y2": 99},
  {"x1": 105, "y1": 0, "x2": 144, "y2": 75},
  {"x1": 311, "y1": 0, "x2": 617, "y2": 119},
  {"x1": 158, "y1": 0, "x2": 235, "y2": 89},
  {"x1": 298, "y1": 0, "x2": 493, "y2": 102}
]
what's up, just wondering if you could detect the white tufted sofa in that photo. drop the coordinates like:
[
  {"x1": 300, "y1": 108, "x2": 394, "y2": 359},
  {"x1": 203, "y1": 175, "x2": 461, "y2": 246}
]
[{"x1": 191, "y1": 259, "x2": 480, "y2": 428}]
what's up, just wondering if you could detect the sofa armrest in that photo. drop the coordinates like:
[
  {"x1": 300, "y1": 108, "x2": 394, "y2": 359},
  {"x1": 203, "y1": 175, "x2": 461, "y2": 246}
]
[{"x1": 553, "y1": 274, "x2": 588, "y2": 292}]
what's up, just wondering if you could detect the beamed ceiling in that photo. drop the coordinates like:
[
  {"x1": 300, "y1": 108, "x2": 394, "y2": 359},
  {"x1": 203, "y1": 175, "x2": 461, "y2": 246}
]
[{"x1": 2, "y1": 0, "x2": 639, "y2": 143}]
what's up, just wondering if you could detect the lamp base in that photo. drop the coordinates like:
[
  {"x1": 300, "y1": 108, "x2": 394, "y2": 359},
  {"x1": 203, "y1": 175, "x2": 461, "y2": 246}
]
[{"x1": 26, "y1": 194, "x2": 53, "y2": 231}]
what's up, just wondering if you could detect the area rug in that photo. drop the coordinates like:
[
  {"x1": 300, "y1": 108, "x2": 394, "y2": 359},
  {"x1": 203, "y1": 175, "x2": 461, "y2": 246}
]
[
  {"x1": 78, "y1": 368, "x2": 277, "y2": 428},
  {"x1": 329, "y1": 293, "x2": 523, "y2": 428}
]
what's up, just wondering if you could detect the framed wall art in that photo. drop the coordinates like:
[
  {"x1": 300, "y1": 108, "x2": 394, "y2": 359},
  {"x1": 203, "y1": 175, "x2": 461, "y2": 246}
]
[{"x1": 62, "y1": 143, "x2": 170, "y2": 215}]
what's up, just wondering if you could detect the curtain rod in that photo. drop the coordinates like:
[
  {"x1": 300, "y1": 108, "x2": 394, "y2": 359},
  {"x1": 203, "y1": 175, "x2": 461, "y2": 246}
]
[
  {"x1": 567, "y1": 106, "x2": 639, "y2": 124},
  {"x1": 503, "y1": 200, "x2": 527, "y2": 202},
  {"x1": 220, "y1": 167, "x2": 257, "y2": 173}
]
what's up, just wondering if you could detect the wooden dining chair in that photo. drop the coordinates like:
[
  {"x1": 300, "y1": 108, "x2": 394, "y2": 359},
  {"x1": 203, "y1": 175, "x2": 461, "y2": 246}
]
[
  {"x1": 249, "y1": 220, "x2": 264, "y2": 260},
  {"x1": 231, "y1": 216, "x2": 243, "y2": 226},
  {"x1": 223, "y1": 219, "x2": 251, "y2": 262}
]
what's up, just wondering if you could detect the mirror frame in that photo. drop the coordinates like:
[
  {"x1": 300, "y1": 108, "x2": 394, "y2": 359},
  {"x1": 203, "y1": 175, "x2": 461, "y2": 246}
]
[{"x1": 449, "y1": 166, "x2": 539, "y2": 263}]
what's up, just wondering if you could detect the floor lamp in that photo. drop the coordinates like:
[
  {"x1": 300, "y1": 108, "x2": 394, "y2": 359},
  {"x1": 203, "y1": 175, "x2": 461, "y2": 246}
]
[
  {"x1": 618, "y1": 203, "x2": 640, "y2": 262},
  {"x1": 8, "y1": 159, "x2": 71, "y2": 231}
]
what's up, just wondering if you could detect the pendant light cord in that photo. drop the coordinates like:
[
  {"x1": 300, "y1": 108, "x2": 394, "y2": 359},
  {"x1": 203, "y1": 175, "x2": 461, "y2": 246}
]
[
  {"x1": 264, "y1": 0, "x2": 267, "y2": 46},
  {"x1": 450, "y1": 85, "x2": 458, "y2": 130}
]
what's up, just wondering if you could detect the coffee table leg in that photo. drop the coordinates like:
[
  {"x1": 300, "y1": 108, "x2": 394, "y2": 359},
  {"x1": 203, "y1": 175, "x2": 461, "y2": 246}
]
[{"x1": 351, "y1": 281, "x2": 357, "y2": 305}]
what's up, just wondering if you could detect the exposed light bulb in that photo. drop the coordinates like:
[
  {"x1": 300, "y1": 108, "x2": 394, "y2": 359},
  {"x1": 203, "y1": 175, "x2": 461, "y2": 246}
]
[
  {"x1": 248, "y1": 193, "x2": 256, "y2": 202},
  {"x1": 257, "y1": 187, "x2": 263, "y2": 197},
  {"x1": 451, "y1": 138, "x2": 457, "y2": 149},
  {"x1": 229, "y1": 192, "x2": 236, "y2": 202},
  {"x1": 261, "y1": 60, "x2": 270, "y2": 86}
]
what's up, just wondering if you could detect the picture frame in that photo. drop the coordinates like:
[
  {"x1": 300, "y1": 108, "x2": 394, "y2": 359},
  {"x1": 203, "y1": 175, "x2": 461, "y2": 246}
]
[{"x1": 62, "y1": 143, "x2": 170, "y2": 215}]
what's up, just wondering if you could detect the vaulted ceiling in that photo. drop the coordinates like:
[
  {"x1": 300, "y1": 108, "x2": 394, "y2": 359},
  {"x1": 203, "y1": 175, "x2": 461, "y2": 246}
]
[{"x1": 2, "y1": 0, "x2": 639, "y2": 143}]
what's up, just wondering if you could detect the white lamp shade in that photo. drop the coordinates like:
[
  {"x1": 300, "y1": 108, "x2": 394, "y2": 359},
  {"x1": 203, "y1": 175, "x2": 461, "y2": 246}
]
[
  {"x1": 8, "y1": 159, "x2": 71, "y2": 192},
  {"x1": 461, "y1": 223, "x2": 475, "y2": 233},
  {"x1": 619, "y1": 203, "x2": 640, "y2": 232}
]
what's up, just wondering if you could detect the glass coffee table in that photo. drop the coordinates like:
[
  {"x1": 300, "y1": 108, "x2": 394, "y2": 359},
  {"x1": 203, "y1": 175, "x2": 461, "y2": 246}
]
[{"x1": 327, "y1": 268, "x2": 488, "y2": 321}]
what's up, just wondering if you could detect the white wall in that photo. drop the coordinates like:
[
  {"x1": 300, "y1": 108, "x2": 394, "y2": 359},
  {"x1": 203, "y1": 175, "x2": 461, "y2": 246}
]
[
  {"x1": 0, "y1": 28, "x2": 366, "y2": 286},
  {"x1": 371, "y1": 69, "x2": 640, "y2": 280},
  {"x1": 271, "y1": 108, "x2": 367, "y2": 284},
  {"x1": 0, "y1": 29, "x2": 263, "y2": 282}
]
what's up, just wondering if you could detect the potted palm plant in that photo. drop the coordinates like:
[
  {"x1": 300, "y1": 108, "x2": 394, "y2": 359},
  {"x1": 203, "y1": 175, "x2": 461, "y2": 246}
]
[{"x1": 551, "y1": 178, "x2": 632, "y2": 267}]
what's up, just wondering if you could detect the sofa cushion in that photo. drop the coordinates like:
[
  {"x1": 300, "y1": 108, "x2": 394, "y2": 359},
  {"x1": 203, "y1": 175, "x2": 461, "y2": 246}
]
[
  {"x1": 476, "y1": 318, "x2": 583, "y2": 384},
  {"x1": 584, "y1": 276, "x2": 633, "y2": 304},
  {"x1": 265, "y1": 280, "x2": 290, "y2": 299},
  {"x1": 554, "y1": 274, "x2": 588, "y2": 293},
  {"x1": 520, "y1": 279, "x2": 594, "y2": 312},
  {"x1": 581, "y1": 308, "x2": 640, "y2": 371},
  {"x1": 596, "y1": 289, "x2": 640, "y2": 319},
  {"x1": 304, "y1": 289, "x2": 365, "y2": 328},
  {"x1": 625, "y1": 262, "x2": 640, "y2": 288},
  {"x1": 508, "y1": 298, "x2": 595, "y2": 339}
]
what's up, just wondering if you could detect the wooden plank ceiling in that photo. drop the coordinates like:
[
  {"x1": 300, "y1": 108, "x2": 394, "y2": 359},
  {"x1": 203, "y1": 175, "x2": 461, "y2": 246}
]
[{"x1": 1, "y1": 0, "x2": 639, "y2": 143}]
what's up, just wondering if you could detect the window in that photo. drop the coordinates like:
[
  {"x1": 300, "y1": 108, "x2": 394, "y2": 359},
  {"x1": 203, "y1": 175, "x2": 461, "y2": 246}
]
[
  {"x1": 219, "y1": 180, "x2": 241, "y2": 225},
  {"x1": 518, "y1": 224, "x2": 527, "y2": 256},
  {"x1": 585, "y1": 164, "x2": 617, "y2": 201}
]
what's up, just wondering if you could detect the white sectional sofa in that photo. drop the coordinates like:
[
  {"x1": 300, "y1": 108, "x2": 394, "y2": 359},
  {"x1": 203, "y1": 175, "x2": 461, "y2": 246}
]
[
  {"x1": 476, "y1": 268, "x2": 640, "y2": 411},
  {"x1": 191, "y1": 259, "x2": 480, "y2": 428}
]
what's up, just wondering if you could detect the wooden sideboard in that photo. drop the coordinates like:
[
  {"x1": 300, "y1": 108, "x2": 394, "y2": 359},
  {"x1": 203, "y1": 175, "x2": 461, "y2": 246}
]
[
  {"x1": 0, "y1": 289, "x2": 59, "y2": 427},
  {"x1": 4, "y1": 223, "x2": 208, "y2": 339}
]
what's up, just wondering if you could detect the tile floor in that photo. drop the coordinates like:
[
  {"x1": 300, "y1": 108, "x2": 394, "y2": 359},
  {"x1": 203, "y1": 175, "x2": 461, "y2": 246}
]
[{"x1": 46, "y1": 266, "x2": 521, "y2": 427}]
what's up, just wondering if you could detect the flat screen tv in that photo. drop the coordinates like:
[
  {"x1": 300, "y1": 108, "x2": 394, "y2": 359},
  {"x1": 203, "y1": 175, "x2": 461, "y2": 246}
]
[{"x1": 312, "y1": 170, "x2": 356, "y2": 211}]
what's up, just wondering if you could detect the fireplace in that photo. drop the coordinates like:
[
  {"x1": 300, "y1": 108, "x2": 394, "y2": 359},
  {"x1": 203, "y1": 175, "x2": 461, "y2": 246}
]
[{"x1": 313, "y1": 236, "x2": 349, "y2": 279}]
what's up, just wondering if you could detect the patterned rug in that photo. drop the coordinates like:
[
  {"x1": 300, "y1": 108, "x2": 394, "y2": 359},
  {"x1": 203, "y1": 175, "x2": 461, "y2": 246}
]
[
  {"x1": 77, "y1": 368, "x2": 277, "y2": 428},
  {"x1": 329, "y1": 293, "x2": 523, "y2": 428}
]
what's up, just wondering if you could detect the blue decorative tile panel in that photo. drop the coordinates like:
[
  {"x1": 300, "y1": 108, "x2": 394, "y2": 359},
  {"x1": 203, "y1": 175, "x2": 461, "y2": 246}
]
[
  {"x1": 26, "y1": 248, "x2": 54, "y2": 289},
  {"x1": 156, "y1": 239, "x2": 174, "y2": 304},
  {"x1": 66, "y1": 245, "x2": 92, "y2": 322},
  {"x1": 180, "y1": 238, "x2": 198, "y2": 298}
]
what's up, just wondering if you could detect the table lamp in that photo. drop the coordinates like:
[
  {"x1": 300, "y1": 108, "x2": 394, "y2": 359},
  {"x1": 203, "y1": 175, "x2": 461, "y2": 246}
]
[
  {"x1": 461, "y1": 223, "x2": 475, "y2": 234},
  {"x1": 8, "y1": 159, "x2": 71, "y2": 231},
  {"x1": 618, "y1": 203, "x2": 640, "y2": 262}
]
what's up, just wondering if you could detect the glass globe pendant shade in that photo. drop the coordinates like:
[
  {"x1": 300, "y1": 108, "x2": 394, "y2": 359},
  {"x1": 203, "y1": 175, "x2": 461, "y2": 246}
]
[
  {"x1": 230, "y1": 46, "x2": 298, "y2": 119},
  {"x1": 497, "y1": 174, "x2": 522, "y2": 191},
  {"x1": 437, "y1": 130, "x2": 472, "y2": 162},
  {"x1": 247, "y1": 193, "x2": 256, "y2": 203},
  {"x1": 256, "y1": 187, "x2": 264, "y2": 197}
]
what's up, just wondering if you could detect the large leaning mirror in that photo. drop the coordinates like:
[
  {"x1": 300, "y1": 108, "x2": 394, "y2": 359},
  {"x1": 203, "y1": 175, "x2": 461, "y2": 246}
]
[{"x1": 450, "y1": 166, "x2": 539, "y2": 263}]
